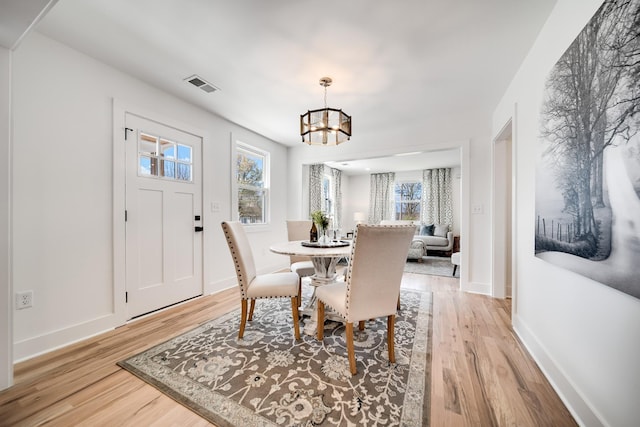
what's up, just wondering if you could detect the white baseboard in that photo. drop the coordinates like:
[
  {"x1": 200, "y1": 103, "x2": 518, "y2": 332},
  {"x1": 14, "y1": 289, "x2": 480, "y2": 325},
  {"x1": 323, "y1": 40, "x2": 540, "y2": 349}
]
[
  {"x1": 512, "y1": 314, "x2": 604, "y2": 427},
  {"x1": 462, "y1": 280, "x2": 491, "y2": 295},
  {"x1": 206, "y1": 276, "x2": 239, "y2": 295},
  {"x1": 14, "y1": 313, "x2": 117, "y2": 363},
  {"x1": 15, "y1": 277, "x2": 248, "y2": 362},
  {"x1": 13, "y1": 261, "x2": 329, "y2": 363}
]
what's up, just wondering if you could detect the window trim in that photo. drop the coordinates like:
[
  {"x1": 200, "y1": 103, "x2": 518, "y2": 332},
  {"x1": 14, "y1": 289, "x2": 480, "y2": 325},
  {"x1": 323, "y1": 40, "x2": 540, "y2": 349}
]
[{"x1": 231, "y1": 140, "x2": 270, "y2": 229}]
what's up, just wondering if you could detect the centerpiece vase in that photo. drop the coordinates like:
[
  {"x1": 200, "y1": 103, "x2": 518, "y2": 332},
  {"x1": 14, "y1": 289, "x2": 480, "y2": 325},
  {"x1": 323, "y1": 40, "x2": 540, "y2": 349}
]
[{"x1": 318, "y1": 226, "x2": 330, "y2": 244}]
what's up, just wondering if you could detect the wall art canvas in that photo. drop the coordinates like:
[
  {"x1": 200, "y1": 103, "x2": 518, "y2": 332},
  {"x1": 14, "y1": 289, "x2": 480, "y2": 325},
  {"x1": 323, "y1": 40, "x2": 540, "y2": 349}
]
[{"x1": 536, "y1": 0, "x2": 640, "y2": 299}]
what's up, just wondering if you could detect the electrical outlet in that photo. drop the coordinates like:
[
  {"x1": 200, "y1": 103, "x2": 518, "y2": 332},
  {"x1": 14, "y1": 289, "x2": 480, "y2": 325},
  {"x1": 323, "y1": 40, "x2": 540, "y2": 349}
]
[
  {"x1": 16, "y1": 291, "x2": 33, "y2": 309},
  {"x1": 471, "y1": 204, "x2": 483, "y2": 214}
]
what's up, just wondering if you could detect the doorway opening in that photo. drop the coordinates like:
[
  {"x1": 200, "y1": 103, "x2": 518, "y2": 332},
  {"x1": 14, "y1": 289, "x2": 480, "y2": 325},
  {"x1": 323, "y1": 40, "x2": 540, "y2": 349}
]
[{"x1": 493, "y1": 120, "x2": 513, "y2": 299}]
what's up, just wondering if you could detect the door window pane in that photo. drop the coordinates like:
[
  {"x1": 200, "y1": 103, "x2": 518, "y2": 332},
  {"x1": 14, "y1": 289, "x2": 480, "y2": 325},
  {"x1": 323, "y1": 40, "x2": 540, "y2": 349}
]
[
  {"x1": 177, "y1": 144, "x2": 191, "y2": 162},
  {"x1": 163, "y1": 160, "x2": 176, "y2": 178},
  {"x1": 139, "y1": 133, "x2": 157, "y2": 155},
  {"x1": 139, "y1": 156, "x2": 153, "y2": 176},
  {"x1": 177, "y1": 163, "x2": 191, "y2": 181},
  {"x1": 160, "y1": 140, "x2": 175, "y2": 159}
]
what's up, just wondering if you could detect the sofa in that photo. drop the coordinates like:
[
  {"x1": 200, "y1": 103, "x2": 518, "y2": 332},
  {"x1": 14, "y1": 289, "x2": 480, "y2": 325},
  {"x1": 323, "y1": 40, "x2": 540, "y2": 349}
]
[{"x1": 379, "y1": 220, "x2": 454, "y2": 254}]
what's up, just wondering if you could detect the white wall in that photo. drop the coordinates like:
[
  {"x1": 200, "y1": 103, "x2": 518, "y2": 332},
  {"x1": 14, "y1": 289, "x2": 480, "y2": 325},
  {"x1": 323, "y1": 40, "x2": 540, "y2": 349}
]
[
  {"x1": 493, "y1": 0, "x2": 640, "y2": 425},
  {"x1": 341, "y1": 174, "x2": 370, "y2": 232},
  {"x1": 0, "y1": 46, "x2": 12, "y2": 389},
  {"x1": 11, "y1": 32, "x2": 290, "y2": 361}
]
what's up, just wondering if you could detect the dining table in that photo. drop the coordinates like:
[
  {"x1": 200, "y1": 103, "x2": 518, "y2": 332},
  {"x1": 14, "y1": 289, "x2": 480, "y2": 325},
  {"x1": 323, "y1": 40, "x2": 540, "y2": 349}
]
[{"x1": 269, "y1": 239, "x2": 352, "y2": 335}]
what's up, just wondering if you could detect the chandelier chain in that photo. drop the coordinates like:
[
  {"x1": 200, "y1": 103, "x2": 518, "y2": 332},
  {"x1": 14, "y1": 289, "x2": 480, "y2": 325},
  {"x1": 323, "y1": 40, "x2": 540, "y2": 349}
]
[{"x1": 324, "y1": 85, "x2": 328, "y2": 109}]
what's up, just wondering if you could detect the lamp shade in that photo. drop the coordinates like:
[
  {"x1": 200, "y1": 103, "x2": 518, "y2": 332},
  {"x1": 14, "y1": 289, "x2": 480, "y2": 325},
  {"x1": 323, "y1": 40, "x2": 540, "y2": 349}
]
[{"x1": 300, "y1": 108, "x2": 351, "y2": 146}]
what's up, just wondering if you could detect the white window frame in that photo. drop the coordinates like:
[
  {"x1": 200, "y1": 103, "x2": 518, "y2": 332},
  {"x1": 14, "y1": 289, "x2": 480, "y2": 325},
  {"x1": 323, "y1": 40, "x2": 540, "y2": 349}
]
[{"x1": 232, "y1": 141, "x2": 270, "y2": 228}]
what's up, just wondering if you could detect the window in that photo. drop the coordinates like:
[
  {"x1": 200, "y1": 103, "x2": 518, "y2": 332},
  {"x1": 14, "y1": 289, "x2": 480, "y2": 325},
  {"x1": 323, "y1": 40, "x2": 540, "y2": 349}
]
[
  {"x1": 138, "y1": 132, "x2": 192, "y2": 181},
  {"x1": 235, "y1": 143, "x2": 269, "y2": 225},
  {"x1": 395, "y1": 181, "x2": 421, "y2": 220},
  {"x1": 322, "y1": 174, "x2": 334, "y2": 218}
]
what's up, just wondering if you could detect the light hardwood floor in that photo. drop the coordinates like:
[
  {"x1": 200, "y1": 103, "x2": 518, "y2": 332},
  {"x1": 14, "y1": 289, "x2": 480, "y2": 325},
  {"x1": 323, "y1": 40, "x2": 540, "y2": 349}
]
[{"x1": 0, "y1": 273, "x2": 576, "y2": 426}]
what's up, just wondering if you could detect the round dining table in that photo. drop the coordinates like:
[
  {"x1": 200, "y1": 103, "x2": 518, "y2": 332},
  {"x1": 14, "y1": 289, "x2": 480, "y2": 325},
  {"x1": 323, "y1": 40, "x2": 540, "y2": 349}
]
[
  {"x1": 270, "y1": 239, "x2": 351, "y2": 282},
  {"x1": 269, "y1": 239, "x2": 352, "y2": 335}
]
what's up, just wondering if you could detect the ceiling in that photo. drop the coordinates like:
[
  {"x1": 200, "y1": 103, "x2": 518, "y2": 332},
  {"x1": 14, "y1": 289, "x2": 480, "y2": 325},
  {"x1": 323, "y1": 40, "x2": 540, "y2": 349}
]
[
  {"x1": 325, "y1": 148, "x2": 460, "y2": 176},
  {"x1": 3, "y1": 1, "x2": 555, "y2": 173},
  {"x1": 0, "y1": 0, "x2": 57, "y2": 49},
  {"x1": 24, "y1": 0, "x2": 557, "y2": 153}
]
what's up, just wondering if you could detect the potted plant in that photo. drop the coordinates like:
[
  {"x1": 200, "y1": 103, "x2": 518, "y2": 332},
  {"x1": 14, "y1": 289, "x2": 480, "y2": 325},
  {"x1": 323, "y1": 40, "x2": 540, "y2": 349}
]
[{"x1": 311, "y1": 210, "x2": 330, "y2": 243}]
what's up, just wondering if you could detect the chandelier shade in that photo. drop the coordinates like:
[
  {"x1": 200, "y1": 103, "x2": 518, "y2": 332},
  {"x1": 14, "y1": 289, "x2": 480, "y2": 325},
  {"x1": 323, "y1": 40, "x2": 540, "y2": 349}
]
[
  {"x1": 300, "y1": 77, "x2": 352, "y2": 146},
  {"x1": 300, "y1": 108, "x2": 352, "y2": 145}
]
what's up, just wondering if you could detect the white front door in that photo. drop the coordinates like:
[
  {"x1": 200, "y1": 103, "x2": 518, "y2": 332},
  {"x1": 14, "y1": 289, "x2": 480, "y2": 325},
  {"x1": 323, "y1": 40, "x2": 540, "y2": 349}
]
[{"x1": 125, "y1": 113, "x2": 203, "y2": 318}]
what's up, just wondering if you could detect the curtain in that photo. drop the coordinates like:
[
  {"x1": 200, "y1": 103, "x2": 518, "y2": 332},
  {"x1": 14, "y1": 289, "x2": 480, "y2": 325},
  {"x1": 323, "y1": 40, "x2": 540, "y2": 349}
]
[
  {"x1": 421, "y1": 168, "x2": 453, "y2": 226},
  {"x1": 308, "y1": 164, "x2": 342, "y2": 229},
  {"x1": 331, "y1": 167, "x2": 342, "y2": 230},
  {"x1": 368, "y1": 172, "x2": 395, "y2": 224},
  {"x1": 308, "y1": 164, "x2": 324, "y2": 216}
]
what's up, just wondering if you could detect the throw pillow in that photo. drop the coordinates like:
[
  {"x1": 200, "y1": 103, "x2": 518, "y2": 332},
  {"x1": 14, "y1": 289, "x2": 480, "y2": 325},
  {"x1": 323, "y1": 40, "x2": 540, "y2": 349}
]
[
  {"x1": 434, "y1": 224, "x2": 449, "y2": 237},
  {"x1": 420, "y1": 224, "x2": 434, "y2": 236}
]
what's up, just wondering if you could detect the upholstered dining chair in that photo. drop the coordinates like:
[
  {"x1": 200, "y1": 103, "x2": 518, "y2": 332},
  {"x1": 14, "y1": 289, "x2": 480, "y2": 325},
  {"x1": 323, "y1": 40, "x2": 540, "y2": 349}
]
[
  {"x1": 286, "y1": 220, "x2": 315, "y2": 306},
  {"x1": 316, "y1": 224, "x2": 415, "y2": 375},
  {"x1": 221, "y1": 221, "x2": 300, "y2": 340}
]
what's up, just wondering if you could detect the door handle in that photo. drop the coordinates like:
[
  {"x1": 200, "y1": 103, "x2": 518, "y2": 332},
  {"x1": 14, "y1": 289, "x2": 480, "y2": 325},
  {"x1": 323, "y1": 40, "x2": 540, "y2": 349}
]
[{"x1": 195, "y1": 226, "x2": 204, "y2": 232}]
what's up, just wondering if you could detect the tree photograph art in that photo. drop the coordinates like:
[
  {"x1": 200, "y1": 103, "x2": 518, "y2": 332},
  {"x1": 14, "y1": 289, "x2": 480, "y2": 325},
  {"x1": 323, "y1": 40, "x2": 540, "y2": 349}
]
[{"x1": 536, "y1": 0, "x2": 640, "y2": 299}]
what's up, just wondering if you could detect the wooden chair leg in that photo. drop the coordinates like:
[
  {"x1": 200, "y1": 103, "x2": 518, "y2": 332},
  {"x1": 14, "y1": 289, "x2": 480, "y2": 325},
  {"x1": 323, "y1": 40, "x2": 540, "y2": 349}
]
[
  {"x1": 452, "y1": 265, "x2": 458, "y2": 276},
  {"x1": 397, "y1": 295, "x2": 401, "y2": 311},
  {"x1": 291, "y1": 297, "x2": 301, "y2": 340},
  {"x1": 346, "y1": 322, "x2": 357, "y2": 375},
  {"x1": 317, "y1": 300, "x2": 325, "y2": 340},
  {"x1": 358, "y1": 320, "x2": 365, "y2": 331},
  {"x1": 298, "y1": 279, "x2": 302, "y2": 308},
  {"x1": 248, "y1": 299, "x2": 256, "y2": 321},
  {"x1": 239, "y1": 300, "x2": 248, "y2": 339},
  {"x1": 387, "y1": 315, "x2": 396, "y2": 364}
]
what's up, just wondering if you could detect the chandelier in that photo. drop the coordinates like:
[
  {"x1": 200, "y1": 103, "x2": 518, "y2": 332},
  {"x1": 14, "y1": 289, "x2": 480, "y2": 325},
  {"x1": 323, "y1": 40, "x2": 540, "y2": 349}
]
[{"x1": 300, "y1": 77, "x2": 352, "y2": 146}]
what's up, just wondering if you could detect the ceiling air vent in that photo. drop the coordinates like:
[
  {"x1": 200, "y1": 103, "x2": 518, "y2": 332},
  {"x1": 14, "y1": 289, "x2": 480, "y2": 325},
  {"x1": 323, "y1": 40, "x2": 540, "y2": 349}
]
[{"x1": 184, "y1": 75, "x2": 220, "y2": 94}]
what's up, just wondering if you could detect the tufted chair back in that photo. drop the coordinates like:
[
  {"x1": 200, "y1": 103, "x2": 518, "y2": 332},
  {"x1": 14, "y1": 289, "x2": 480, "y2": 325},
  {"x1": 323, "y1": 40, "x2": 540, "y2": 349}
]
[
  {"x1": 286, "y1": 220, "x2": 313, "y2": 264},
  {"x1": 221, "y1": 221, "x2": 257, "y2": 299},
  {"x1": 344, "y1": 224, "x2": 416, "y2": 323}
]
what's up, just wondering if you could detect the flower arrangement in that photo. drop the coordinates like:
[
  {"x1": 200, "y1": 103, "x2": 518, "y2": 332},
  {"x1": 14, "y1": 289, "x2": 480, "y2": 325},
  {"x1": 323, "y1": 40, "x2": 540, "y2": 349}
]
[{"x1": 311, "y1": 210, "x2": 329, "y2": 230}]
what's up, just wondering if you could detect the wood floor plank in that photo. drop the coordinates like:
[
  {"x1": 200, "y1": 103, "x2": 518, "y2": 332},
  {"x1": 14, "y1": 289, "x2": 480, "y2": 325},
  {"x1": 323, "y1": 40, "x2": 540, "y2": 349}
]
[{"x1": 0, "y1": 275, "x2": 576, "y2": 426}]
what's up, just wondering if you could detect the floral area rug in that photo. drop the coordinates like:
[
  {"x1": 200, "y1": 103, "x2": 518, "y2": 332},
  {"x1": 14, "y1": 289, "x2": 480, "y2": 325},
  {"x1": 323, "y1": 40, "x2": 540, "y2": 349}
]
[
  {"x1": 117, "y1": 289, "x2": 432, "y2": 426},
  {"x1": 404, "y1": 256, "x2": 458, "y2": 278}
]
